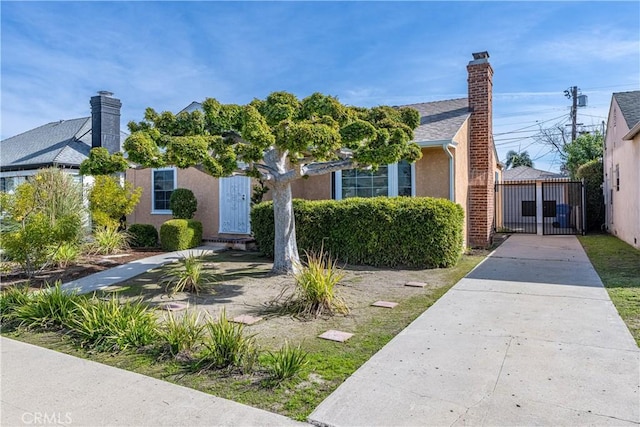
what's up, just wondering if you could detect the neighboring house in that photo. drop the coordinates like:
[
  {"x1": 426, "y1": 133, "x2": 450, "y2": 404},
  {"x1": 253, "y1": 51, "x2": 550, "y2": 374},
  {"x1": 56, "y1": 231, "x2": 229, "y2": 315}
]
[
  {"x1": 127, "y1": 52, "x2": 502, "y2": 248},
  {"x1": 603, "y1": 90, "x2": 640, "y2": 249},
  {"x1": 0, "y1": 91, "x2": 124, "y2": 192},
  {"x1": 495, "y1": 166, "x2": 582, "y2": 235}
]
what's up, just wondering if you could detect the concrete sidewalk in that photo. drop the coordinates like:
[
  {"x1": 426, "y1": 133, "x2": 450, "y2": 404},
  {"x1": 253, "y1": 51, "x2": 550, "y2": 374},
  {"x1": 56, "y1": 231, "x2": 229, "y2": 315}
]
[
  {"x1": 0, "y1": 337, "x2": 304, "y2": 427},
  {"x1": 309, "y1": 235, "x2": 640, "y2": 426}
]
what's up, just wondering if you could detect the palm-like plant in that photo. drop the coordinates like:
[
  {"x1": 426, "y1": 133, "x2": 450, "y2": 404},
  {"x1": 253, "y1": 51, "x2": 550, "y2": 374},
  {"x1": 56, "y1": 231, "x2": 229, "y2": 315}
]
[{"x1": 505, "y1": 150, "x2": 533, "y2": 169}]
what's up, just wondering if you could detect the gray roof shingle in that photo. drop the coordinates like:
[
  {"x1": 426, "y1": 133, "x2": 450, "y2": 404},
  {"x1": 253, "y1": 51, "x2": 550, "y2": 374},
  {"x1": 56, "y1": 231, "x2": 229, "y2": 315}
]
[
  {"x1": 502, "y1": 166, "x2": 565, "y2": 181},
  {"x1": 1, "y1": 118, "x2": 128, "y2": 171},
  {"x1": 613, "y1": 90, "x2": 640, "y2": 130},
  {"x1": 400, "y1": 98, "x2": 470, "y2": 143}
]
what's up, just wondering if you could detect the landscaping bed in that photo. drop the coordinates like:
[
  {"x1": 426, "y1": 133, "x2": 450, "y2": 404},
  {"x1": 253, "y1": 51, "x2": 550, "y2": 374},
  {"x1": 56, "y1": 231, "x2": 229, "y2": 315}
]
[
  {"x1": 2, "y1": 250, "x2": 486, "y2": 421},
  {"x1": 0, "y1": 248, "x2": 166, "y2": 290}
]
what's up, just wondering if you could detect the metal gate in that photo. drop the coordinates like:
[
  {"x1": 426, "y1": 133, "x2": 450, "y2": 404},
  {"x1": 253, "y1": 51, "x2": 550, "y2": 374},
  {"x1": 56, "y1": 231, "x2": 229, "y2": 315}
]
[
  {"x1": 494, "y1": 179, "x2": 584, "y2": 235},
  {"x1": 494, "y1": 181, "x2": 537, "y2": 234},
  {"x1": 541, "y1": 180, "x2": 584, "y2": 235}
]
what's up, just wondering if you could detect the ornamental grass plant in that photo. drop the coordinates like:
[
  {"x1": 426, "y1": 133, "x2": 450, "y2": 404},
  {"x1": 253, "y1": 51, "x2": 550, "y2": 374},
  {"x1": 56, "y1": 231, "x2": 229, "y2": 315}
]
[
  {"x1": 263, "y1": 340, "x2": 308, "y2": 384},
  {"x1": 13, "y1": 282, "x2": 82, "y2": 329},
  {"x1": 289, "y1": 247, "x2": 348, "y2": 318},
  {"x1": 69, "y1": 297, "x2": 158, "y2": 351},
  {"x1": 160, "y1": 310, "x2": 206, "y2": 357},
  {"x1": 161, "y1": 252, "x2": 217, "y2": 297},
  {"x1": 197, "y1": 309, "x2": 257, "y2": 372}
]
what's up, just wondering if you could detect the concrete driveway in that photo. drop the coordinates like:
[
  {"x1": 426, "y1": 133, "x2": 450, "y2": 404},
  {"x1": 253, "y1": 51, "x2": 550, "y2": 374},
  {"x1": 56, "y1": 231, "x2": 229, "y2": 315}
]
[{"x1": 309, "y1": 235, "x2": 639, "y2": 426}]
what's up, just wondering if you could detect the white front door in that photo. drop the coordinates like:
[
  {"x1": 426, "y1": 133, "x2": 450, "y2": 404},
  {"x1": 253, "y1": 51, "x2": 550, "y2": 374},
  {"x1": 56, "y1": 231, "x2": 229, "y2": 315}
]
[{"x1": 219, "y1": 176, "x2": 251, "y2": 234}]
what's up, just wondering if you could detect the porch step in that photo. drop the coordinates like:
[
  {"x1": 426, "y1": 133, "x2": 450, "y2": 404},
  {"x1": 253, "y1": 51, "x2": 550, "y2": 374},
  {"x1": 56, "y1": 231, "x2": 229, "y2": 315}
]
[{"x1": 203, "y1": 237, "x2": 257, "y2": 251}]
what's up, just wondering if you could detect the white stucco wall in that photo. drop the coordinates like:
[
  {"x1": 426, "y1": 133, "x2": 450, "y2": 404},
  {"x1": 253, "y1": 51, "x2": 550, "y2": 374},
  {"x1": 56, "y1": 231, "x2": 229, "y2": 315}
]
[{"x1": 603, "y1": 97, "x2": 640, "y2": 249}]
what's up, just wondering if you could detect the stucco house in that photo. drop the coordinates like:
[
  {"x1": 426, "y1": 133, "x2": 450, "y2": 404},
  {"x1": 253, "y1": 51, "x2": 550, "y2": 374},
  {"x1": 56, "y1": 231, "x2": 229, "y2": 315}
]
[
  {"x1": 127, "y1": 51, "x2": 502, "y2": 248},
  {"x1": 603, "y1": 90, "x2": 640, "y2": 249},
  {"x1": 0, "y1": 91, "x2": 124, "y2": 192}
]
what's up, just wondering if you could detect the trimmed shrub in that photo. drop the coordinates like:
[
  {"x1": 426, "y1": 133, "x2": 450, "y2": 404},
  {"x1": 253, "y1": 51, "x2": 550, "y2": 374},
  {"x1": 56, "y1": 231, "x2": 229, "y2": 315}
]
[
  {"x1": 251, "y1": 197, "x2": 464, "y2": 268},
  {"x1": 129, "y1": 224, "x2": 159, "y2": 248},
  {"x1": 170, "y1": 188, "x2": 198, "y2": 219},
  {"x1": 160, "y1": 219, "x2": 203, "y2": 251},
  {"x1": 576, "y1": 160, "x2": 605, "y2": 232}
]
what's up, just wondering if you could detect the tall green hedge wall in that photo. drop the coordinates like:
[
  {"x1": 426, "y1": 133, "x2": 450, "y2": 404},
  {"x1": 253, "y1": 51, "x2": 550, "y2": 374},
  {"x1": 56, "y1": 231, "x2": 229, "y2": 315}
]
[{"x1": 251, "y1": 197, "x2": 464, "y2": 268}]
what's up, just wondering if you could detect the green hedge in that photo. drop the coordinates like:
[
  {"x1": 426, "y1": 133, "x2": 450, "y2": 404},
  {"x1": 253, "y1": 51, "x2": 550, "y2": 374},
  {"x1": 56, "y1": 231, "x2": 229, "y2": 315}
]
[
  {"x1": 128, "y1": 224, "x2": 158, "y2": 248},
  {"x1": 251, "y1": 197, "x2": 464, "y2": 268},
  {"x1": 159, "y1": 219, "x2": 202, "y2": 251}
]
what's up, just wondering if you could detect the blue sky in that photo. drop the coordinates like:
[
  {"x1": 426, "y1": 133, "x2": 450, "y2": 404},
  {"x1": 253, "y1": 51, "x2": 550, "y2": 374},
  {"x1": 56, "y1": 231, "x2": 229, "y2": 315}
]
[{"x1": 2, "y1": 1, "x2": 639, "y2": 172}]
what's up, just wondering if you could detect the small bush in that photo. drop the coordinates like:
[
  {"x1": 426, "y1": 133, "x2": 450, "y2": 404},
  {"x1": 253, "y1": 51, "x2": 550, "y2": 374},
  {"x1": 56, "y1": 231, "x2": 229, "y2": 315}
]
[
  {"x1": 1, "y1": 168, "x2": 86, "y2": 276},
  {"x1": 14, "y1": 282, "x2": 82, "y2": 329},
  {"x1": 88, "y1": 175, "x2": 142, "y2": 229},
  {"x1": 129, "y1": 224, "x2": 159, "y2": 248},
  {"x1": 70, "y1": 297, "x2": 158, "y2": 351},
  {"x1": 264, "y1": 341, "x2": 308, "y2": 384},
  {"x1": 161, "y1": 252, "x2": 217, "y2": 296},
  {"x1": 51, "y1": 242, "x2": 81, "y2": 268},
  {"x1": 170, "y1": 188, "x2": 198, "y2": 219},
  {"x1": 251, "y1": 197, "x2": 464, "y2": 268},
  {"x1": 160, "y1": 219, "x2": 202, "y2": 251},
  {"x1": 160, "y1": 310, "x2": 206, "y2": 357},
  {"x1": 91, "y1": 227, "x2": 130, "y2": 255},
  {"x1": 288, "y1": 248, "x2": 348, "y2": 318},
  {"x1": 198, "y1": 309, "x2": 257, "y2": 371}
]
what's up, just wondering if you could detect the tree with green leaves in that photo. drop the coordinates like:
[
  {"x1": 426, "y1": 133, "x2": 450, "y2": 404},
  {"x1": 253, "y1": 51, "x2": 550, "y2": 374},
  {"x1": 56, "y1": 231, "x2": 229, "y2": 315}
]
[
  {"x1": 79, "y1": 147, "x2": 129, "y2": 176},
  {"x1": 124, "y1": 91, "x2": 422, "y2": 273},
  {"x1": 504, "y1": 150, "x2": 533, "y2": 169},
  {"x1": 562, "y1": 131, "x2": 603, "y2": 179}
]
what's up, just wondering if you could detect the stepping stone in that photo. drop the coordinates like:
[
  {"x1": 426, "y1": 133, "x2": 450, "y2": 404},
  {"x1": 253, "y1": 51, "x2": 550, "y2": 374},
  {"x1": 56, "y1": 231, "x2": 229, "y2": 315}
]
[
  {"x1": 372, "y1": 301, "x2": 398, "y2": 309},
  {"x1": 232, "y1": 315, "x2": 263, "y2": 325},
  {"x1": 231, "y1": 253, "x2": 246, "y2": 257},
  {"x1": 318, "y1": 330, "x2": 353, "y2": 342},
  {"x1": 405, "y1": 281, "x2": 427, "y2": 288},
  {"x1": 160, "y1": 302, "x2": 188, "y2": 311}
]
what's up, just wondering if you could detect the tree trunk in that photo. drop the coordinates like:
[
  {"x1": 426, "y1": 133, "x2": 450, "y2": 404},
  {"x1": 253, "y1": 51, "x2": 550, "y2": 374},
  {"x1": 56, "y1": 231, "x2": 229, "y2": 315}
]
[{"x1": 271, "y1": 181, "x2": 300, "y2": 274}]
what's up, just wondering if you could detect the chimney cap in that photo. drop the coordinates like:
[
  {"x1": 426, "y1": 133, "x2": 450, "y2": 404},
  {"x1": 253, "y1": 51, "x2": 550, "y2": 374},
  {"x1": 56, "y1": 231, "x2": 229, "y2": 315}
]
[
  {"x1": 97, "y1": 90, "x2": 114, "y2": 97},
  {"x1": 472, "y1": 51, "x2": 489, "y2": 60}
]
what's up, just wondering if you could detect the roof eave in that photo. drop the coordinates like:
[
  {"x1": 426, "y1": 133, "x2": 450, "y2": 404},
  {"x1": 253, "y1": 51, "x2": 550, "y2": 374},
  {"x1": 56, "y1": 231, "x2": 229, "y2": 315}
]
[
  {"x1": 415, "y1": 139, "x2": 458, "y2": 148},
  {"x1": 622, "y1": 122, "x2": 640, "y2": 141}
]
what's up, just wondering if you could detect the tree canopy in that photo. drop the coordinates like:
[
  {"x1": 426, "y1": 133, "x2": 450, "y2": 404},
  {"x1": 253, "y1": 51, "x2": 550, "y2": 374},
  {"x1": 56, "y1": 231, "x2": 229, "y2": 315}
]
[
  {"x1": 562, "y1": 131, "x2": 603, "y2": 179},
  {"x1": 124, "y1": 91, "x2": 422, "y2": 272},
  {"x1": 504, "y1": 150, "x2": 533, "y2": 169}
]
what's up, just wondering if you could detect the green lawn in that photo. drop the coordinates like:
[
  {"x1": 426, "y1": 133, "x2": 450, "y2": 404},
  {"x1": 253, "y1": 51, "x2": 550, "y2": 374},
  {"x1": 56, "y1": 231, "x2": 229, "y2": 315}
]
[{"x1": 578, "y1": 234, "x2": 640, "y2": 346}]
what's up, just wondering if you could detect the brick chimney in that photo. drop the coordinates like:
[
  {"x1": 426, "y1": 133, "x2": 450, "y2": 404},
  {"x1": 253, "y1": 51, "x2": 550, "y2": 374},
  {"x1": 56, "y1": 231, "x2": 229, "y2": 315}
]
[
  {"x1": 467, "y1": 51, "x2": 496, "y2": 248},
  {"x1": 90, "y1": 91, "x2": 122, "y2": 154}
]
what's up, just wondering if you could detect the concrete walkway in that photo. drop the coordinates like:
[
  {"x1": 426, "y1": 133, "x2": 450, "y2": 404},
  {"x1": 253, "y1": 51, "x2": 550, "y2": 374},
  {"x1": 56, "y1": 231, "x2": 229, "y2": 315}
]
[
  {"x1": 309, "y1": 235, "x2": 640, "y2": 426},
  {"x1": 61, "y1": 247, "x2": 216, "y2": 295}
]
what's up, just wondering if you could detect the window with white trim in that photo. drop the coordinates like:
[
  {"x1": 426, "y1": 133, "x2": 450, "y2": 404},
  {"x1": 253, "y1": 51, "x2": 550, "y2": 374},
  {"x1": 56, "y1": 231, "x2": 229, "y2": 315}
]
[
  {"x1": 152, "y1": 168, "x2": 176, "y2": 213},
  {"x1": 334, "y1": 160, "x2": 414, "y2": 200}
]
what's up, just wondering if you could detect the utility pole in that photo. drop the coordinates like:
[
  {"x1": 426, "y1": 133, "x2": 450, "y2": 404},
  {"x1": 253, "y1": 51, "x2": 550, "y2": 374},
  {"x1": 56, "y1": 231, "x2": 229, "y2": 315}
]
[{"x1": 564, "y1": 86, "x2": 583, "y2": 142}]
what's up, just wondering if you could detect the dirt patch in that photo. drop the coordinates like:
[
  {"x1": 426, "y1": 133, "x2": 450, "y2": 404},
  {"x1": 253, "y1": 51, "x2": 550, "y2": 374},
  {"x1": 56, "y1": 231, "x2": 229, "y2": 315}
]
[
  {"x1": 102, "y1": 251, "x2": 480, "y2": 349},
  {"x1": 0, "y1": 249, "x2": 166, "y2": 290}
]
